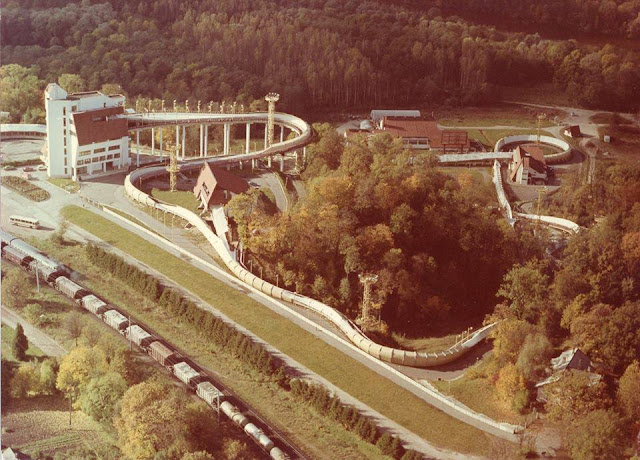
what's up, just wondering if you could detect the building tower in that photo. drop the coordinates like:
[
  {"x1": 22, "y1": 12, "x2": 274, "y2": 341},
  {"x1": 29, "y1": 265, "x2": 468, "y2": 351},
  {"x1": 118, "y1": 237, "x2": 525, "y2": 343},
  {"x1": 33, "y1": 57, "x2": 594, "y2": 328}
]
[
  {"x1": 357, "y1": 273, "x2": 379, "y2": 329},
  {"x1": 265, "y1": 92, "x2": 280, "y2": 147},
  {"x1": 166, "y1": 143, "x2": 180, "y2": 192}
]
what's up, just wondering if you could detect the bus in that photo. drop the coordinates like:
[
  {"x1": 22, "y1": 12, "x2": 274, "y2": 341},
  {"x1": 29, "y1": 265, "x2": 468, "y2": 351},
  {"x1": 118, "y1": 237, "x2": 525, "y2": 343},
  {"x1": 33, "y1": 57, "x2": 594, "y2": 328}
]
[{"x1": 9, "y1": 215, "x2": 40, "y2": 229}]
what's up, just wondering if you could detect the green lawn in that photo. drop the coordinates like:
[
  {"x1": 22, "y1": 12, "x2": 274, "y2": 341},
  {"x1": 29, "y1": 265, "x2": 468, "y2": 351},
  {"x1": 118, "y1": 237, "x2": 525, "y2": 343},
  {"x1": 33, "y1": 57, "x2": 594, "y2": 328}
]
[
  {"x1": 481, "y1": 129, "x2": 554, "y2": 148},
  {"x1": 436, "y1": 105, "x2": 562, "y2": 128},
  {"x1": 151, "y1": 188, "x2": 201, "y2": 214},
  {"x1": 1, "y1": 324, "x2": 45, "y2": 361},
  {"x1": 47, "y1": 178, "x2": 80, "y2": 193},
  {"x1": 393, "y1": 332, "x2": 458, "y2": 353},
  {"x1": 434, "y1": 375, "x2": 523, "y2": 426},
  {"x1": 60, "y1": 204, "x2": 496, "y2": 456}
]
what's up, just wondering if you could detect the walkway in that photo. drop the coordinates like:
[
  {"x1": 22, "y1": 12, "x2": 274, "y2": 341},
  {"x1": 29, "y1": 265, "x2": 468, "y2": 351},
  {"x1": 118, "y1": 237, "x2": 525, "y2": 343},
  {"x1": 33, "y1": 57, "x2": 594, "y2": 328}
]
[{"x1": 1, "y1": 305, "x2": 67, "y2": 357}]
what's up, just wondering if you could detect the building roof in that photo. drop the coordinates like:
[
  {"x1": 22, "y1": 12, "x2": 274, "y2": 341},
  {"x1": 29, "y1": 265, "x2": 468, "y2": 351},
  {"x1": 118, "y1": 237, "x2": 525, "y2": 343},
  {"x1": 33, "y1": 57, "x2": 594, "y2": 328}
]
[
  {"x1": 564, "y1": 125, "x2": 581, "y2": 137},
  {"x1": 510, "y1": 145, "x2": 547, "y2": 181},
  {"x1": 71, "y1": 106, "x2": 128, "y2": 146},
  {"x1": 193, "y1": 162, "x2": 249, "y2": 208},
  {"x1": 551, "y1": 348, "x2": 593, "y2": 373},
  {"x1": 370, "y1": 110, "x2": 421, "y2": 123},
  {"x1": 378, "y1": 117, "x2": 460, "y2": 149}
]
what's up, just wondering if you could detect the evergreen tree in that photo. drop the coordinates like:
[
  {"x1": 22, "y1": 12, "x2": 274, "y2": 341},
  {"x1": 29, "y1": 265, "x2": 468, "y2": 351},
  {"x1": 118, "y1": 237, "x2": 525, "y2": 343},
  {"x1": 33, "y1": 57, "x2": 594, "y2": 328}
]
[{"x1": 13, "y1": 323, "x2": 28, "y2": 361}]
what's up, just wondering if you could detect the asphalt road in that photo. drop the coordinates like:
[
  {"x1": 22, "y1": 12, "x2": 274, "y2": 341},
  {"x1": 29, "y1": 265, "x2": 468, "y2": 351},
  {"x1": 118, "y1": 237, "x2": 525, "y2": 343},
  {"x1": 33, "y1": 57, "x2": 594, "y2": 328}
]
[{"x1": 1, "y1": 305, "x2": 67, "y2": 358}]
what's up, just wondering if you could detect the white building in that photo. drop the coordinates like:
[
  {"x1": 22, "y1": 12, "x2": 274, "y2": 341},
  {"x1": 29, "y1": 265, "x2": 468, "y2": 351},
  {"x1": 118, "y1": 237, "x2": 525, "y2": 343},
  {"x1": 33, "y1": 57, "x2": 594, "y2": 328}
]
[{"x1": 44, "y1": 83, "x2": 130, "y2": 180}]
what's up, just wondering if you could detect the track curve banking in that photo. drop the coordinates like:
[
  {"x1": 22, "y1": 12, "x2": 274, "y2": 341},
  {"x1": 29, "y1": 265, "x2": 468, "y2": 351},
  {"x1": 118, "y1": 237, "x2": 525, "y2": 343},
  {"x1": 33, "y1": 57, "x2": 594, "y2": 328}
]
[{"x1": 124, "y1": 111, "x2": 496, "y2": 369}]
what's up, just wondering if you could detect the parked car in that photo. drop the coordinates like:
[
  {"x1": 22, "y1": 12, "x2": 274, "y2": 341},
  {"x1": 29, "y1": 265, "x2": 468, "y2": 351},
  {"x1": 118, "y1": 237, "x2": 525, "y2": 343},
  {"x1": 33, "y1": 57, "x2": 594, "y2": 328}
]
[
  {"x1": 3, "y1": 165, "x2": 16, "y2": 171},
  {"x1": 23, "y1": 166, "x2": 35, "y2": 172},
  {"x1": 37, "y1": 164, "x2": 47, "y2": 171}
]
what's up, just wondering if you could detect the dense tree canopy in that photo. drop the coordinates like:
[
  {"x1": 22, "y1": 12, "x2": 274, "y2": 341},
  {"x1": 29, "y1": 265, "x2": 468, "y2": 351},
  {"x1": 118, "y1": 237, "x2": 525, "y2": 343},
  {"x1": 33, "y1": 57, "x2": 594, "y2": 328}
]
[
  {"x1": 1, "y1": 0, "x2": 639, "y2": 116},
  {"x1": 231, "y1": 128, "x2": 543, "y2": 336}
]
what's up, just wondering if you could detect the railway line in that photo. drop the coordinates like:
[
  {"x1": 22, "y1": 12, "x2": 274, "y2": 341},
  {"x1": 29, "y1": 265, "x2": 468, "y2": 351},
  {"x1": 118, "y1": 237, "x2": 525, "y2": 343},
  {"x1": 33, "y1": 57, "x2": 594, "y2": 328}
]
[{"x1": 0, "y1": 230, "x2": 306, "y2": 460}]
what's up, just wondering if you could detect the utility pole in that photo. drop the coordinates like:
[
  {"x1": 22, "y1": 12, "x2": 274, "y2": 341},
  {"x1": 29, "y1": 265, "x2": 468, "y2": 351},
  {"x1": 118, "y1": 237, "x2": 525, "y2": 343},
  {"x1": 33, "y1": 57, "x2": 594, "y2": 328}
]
[
  {"x1": 35, "y1": 263, "x2": 40, "y2": 292},
  {"x1": 536, "y1": 113, "x2": 547, "y2": 144},
  {"x1": 536, "y1": 186, "x2": 547, "y2": 233}
]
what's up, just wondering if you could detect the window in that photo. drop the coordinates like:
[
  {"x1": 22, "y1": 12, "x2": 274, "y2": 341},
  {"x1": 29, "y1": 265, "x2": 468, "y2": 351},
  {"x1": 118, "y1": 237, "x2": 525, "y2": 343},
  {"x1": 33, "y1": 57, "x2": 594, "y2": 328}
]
[
  {"x1": 64, "y1": 137, "x2": 67, "y2": 146},
  {"x1": 94, "y1": 147, "x2": 105, "y2": 153},
  {"x1": 108, "y1": 145, "x2": 119, "y2": 151},
  {"x1": 71, "y1": 105, "x2": 77, "y2": 112},
  {"x1": 63, "y1": 118, "x2": 66, "y2": 126},
  {"x1": 64, "y1": 158, "x2": 67, "y2": 166},
  {"x1": 63, "y1": 107, "x2": 66, "y2": 116}
]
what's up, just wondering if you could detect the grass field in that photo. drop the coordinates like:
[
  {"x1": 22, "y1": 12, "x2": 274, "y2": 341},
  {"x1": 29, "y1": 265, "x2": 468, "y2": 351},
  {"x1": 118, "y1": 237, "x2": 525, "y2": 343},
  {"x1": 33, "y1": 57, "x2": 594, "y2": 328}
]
[
  {"x1": 393, "y1": 333, "x2": 458, "y2": 353},
  {"x1": 47, "y1": 178, "x2": 80, "y2": 193},
  {"x1": 438, "y1": 166, "x2": 492, "y2": 185},
  {"x1": 59, "y1": 204, "x2": 496, "y2": 456},
  {"x1": 436, "y1": 104, "x2": 563, "y2": 128},
  {"x1": 597, "y1": 124, "x2": 640, "y2": 163},
  {"x1": 151, "y1": 188, "x2": 201, "y2": 214},
  {"x1": 433, "y1": 375, "x2": 523, "y2": 426},
  {"x1": 1, "y1": 324, "x2": 45, "y2": 361}
]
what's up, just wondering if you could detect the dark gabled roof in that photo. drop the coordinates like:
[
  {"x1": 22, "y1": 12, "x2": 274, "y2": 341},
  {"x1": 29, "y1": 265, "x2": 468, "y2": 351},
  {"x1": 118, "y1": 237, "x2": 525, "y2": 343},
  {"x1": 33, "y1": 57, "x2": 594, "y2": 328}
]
[
  {"x1": 71, "y1": 106, "x2": 127, "y2": 146},
  {"x1": 193, "y1": 162, "x2": 249, "y2": 208},
  {"x1": 565, "y1": 125, "x2": 581, "y2": 136}
]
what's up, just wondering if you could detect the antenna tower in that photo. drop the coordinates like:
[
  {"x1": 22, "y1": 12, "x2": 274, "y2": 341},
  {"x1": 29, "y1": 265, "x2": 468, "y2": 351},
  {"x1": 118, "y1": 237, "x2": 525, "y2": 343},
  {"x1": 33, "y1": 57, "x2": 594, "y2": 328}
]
[
  {"x1": 265, "y1": 92, "x2": 280, "y2": 147},
  {"x1": 166, "y1": 143, "x2": 181, "y2": 192}
]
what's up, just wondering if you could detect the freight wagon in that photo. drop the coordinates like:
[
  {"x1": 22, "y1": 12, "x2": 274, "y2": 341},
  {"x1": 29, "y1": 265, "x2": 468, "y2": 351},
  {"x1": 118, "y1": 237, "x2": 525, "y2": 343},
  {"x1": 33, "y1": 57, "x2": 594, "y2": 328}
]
[
  {"x1": 148, "y1": 341, "x2": 179, "y2": 368},
  {"x1": 81, "y1": 295, "x2": 109, "y2": 315},
  {"x1": 3, "y1": 246, "x2": 33, "y2": 267},
  {"x1": 125, "y1": 325, "x2": 154, "y2": 348},
  {"x1": 196, "y1": 381, "x2": 224, "y2": 407},
  {"x1": 173, "y1": 361, "x2": 201, "y2": 389},
  {"x1": 55, "y1": 276, "x2": 89, "y2": 300},
  {"x1": 103, "y1": 309, "x2": 128, "y2": 331}
]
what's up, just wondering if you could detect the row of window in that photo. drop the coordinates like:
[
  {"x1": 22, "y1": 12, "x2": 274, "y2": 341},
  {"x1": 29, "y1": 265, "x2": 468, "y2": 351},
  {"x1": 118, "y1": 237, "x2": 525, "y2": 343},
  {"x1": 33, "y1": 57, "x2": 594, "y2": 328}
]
[{"x1": 76, "y1": 153, "x2": 118, "y2": 166}]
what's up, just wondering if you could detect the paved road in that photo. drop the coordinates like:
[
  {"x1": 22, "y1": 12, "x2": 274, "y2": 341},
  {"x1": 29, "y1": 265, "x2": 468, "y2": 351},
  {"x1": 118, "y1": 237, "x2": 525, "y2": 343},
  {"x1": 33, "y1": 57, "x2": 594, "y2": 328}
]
[{"x1": 1, "y1": 305, "x2": 67, "y2": 357}]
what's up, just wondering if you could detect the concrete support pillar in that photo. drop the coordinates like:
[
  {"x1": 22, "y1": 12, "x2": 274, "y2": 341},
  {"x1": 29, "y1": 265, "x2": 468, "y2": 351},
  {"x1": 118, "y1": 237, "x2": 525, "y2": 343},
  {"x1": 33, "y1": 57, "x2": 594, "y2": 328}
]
[
  {"x1": 303, "y1": 146, "x2": 307, "y2": 164},
  {"x1": 136, "y1": 131, "x2": 140, "y2": 167},
  {"x1": 280, "y1": 125, "x2": 284, "y2": 143},
  {"x1": 251, "y1": 159, "x2": 255, "y2": 170},
  {"x1": 204, "y1": 125, "x2": 208, "y2": 157},
  {"x1": 199, "y1": 124, "x2": 204, "y2": 157},
  {"x1": 223, "y1": 123, "x2": 231, "y2": 155},
  {"x1": 175, "y1": 125, "x2": 179, "y2": 155},
  {"x1": 159, "y1": 128, "x2": 163, "y2": 156},
  {"x1": 239, "y1": 160, "x2": 243, "y2": 170},
  {"x1": 181, "y1": 126, "x2": 186, "y2": 159},
  {"x1": 151, "y1": 128, "x2": 155, "y2": 156},
  {"x1": 268, "y1": 156, "x2": 272, "y2": 168},
  {"x1": 264, "y1": 124, "x2": 268, "y2": 149},
  {"x1": 280, "y1": 154, "x2": 284, "y2": 172},
  {"x1": 245, "y1": 123, "x2": 251, "y2": 154}
]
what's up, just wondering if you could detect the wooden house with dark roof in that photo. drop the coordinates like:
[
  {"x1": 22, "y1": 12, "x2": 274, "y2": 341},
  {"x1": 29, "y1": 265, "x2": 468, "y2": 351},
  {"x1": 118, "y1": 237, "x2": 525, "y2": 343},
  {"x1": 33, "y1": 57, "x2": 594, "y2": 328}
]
[{"x1": 193, "y1": 162, "x2": 249, "y2": 209}]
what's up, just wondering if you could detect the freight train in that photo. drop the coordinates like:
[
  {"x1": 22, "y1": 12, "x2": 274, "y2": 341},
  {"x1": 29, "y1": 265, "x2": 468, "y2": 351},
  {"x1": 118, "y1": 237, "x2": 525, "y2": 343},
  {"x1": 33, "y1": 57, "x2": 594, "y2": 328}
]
[{"x1": 1, "y1": 230, "x2": 290, "y2": 460}]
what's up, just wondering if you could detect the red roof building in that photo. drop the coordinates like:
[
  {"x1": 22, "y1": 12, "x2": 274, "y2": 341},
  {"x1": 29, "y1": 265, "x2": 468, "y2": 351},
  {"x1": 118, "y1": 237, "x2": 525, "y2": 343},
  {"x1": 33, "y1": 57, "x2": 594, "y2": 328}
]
[
  {"x1": 193, "y1": 162, "x2": 249, "y2": 209},
  {"x1": 376, "y1": 117, "x2": 469, "y2": 151},
  {"x1": 71, "y1": 106, "x2": 128, "y2": 146},
  {"x1": 509, "y1": 145, "x2": 548, "y2": 185}
]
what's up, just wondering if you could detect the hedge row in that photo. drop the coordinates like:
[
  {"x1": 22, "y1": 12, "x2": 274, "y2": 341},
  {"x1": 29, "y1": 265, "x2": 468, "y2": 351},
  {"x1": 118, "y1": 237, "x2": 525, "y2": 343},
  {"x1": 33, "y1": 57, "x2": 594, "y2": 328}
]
[
  {"x1": 289, "y1": 379, "x2": 425, "y2": 460},
  {"x1": 86, "y1": 243, "x2": 284, "y2": 379}
]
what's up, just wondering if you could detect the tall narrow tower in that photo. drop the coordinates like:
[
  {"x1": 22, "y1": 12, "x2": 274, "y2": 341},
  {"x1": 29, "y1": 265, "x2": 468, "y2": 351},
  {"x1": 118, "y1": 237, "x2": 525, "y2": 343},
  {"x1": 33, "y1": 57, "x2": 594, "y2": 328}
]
[
  {"x1": 265, "y1": 92, "x2": 280, "y2": 147},
  {"x1": 357, "y1": 273, "x2": 379, "y2": 329},
  {"x1": 166, "y1": 143, "x2": 181, "y2": 192}
]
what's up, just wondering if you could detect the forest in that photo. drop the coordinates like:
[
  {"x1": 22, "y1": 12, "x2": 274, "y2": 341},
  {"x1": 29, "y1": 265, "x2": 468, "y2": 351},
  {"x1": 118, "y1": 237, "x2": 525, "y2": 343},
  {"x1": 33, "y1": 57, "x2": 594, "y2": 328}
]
[
  {"x1": 1, "y1": 0, "x2": 640, "y2": 124},
  {"x1": 228, "y1": 127, "x2": 545, "y2": 337}
]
